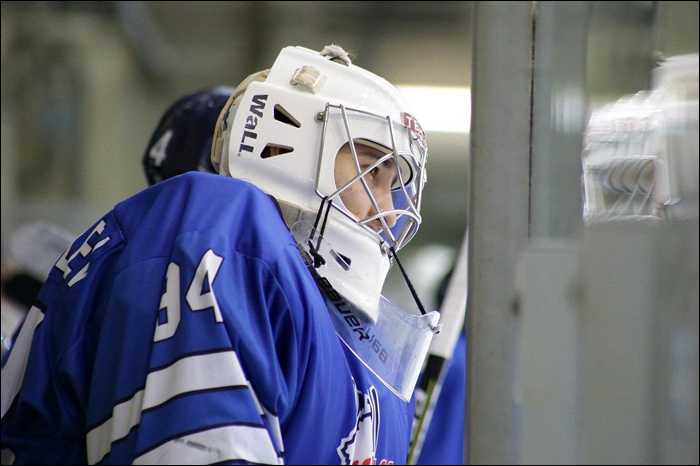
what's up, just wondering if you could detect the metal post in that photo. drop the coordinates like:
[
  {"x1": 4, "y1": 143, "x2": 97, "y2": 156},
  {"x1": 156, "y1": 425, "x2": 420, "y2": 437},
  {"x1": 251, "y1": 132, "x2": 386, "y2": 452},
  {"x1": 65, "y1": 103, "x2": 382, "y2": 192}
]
[
  {"x1": 529, "y1": 1, "x2": 588, "y2": 240},
  {"x1": 467, "y1": 2, "x2": 534, "y2": 463}
]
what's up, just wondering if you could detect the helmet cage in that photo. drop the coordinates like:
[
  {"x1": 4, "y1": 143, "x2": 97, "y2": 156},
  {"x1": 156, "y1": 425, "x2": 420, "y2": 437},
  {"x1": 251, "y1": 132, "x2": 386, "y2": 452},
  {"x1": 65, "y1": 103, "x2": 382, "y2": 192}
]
[{"x1": 316, "y1": 103, "x2": 428, "y2": 251}]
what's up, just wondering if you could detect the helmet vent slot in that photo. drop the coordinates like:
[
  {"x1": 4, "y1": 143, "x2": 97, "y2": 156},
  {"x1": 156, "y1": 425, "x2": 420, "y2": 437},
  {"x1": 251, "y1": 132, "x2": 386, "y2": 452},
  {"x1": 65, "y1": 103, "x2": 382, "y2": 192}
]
[
  {"x1": 260, "y1": 144, "x2": 294, "y2": 159},
  {"x1": 274, "y1": 105, "x2": 301, "y2": 128},
  {"x1": 336, "y1": 253, "x2": 352, "y2": 268}
]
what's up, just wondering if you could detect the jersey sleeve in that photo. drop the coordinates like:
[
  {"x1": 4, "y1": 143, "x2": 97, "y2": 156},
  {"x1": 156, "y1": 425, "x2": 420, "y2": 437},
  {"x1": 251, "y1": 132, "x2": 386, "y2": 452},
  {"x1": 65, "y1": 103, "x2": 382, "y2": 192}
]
[
  {"x1": 2, "y1": 213, "x2": 126, "y2": 465},
  {"x1": 2, "y1": 219, "x2": 309, "y2": 465},
  {"x1": 86, "y1": 228, "x2": 301, "y2": 465}
]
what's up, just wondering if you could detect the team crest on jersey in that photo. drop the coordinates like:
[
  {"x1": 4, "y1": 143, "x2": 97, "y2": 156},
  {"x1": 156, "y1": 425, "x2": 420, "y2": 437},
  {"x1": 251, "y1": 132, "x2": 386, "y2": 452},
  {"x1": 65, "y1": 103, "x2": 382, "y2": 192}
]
[{"x1": 337, "y1": 380, "x2": 394, "y2": 465}]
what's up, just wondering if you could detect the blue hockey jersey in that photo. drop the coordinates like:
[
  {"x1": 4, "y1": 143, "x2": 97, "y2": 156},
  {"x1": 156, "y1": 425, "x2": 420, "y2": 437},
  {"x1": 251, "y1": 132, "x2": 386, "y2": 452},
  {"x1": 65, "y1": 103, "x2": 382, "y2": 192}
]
[
  {"x1": 416, "y1": 334, "x2": 466, "y2": 465},
  {"x1": 1, "y1": 173, "x2": 413, "y2": 465}
]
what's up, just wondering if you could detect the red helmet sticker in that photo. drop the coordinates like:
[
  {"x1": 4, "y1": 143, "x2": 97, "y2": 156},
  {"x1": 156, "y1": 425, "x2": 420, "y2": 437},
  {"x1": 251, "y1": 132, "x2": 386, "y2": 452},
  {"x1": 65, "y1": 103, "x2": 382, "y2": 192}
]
[{"x1": 402, "y1": 112, "x2": 426, "y2": 148}]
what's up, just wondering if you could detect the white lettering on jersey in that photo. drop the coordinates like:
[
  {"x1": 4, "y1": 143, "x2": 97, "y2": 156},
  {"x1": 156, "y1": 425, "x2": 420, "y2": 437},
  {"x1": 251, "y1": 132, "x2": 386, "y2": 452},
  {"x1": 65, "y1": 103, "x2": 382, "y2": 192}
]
[
  {"x1": 186, "y1": 249, "x2": 224, "y2": 323},
  {"x1": 153, "y1": 262, "x2": 181, "y2": 342},
  {"x1": 54, "y1": 220, "x2": 111, "y2": 288},
  {"x1": 153, "y1": 250, "x2": 224, "y2": 343}
]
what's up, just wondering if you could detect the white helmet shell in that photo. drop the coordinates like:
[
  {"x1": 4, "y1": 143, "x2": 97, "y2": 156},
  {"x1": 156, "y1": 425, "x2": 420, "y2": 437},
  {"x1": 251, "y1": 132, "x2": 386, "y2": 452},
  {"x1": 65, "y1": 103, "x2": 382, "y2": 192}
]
[{"x1": 214, "y1": 46, "x2": 428, "y2": 300}]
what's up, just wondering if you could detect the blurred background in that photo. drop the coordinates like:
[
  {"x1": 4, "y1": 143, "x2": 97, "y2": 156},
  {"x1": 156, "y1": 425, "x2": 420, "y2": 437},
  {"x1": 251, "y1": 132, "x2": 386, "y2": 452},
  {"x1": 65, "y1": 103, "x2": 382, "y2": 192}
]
[
  {"x1": 1, "y1": 1, "x2": 697, "y2": 305},
  {"x1": 1, "y1": 1, "x2": 698, "y2": 464},
  {"x1": 0, "y1": 1, "x2": 472, "y2": 314}
]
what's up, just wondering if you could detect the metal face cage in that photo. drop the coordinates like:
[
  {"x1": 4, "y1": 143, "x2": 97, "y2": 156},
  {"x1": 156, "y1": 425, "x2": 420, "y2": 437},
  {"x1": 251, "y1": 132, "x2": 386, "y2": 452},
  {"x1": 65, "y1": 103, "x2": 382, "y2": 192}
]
[{"x1": 316, "y1": 103, "x2": 428, "y2": 251}]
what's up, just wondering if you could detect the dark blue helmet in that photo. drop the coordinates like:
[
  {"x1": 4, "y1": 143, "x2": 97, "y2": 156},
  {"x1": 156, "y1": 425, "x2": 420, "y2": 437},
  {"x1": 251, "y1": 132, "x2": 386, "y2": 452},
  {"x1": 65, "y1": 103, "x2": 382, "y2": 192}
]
[{"x1": 143, "y1": 86, "x2": 234, "y2": 185}]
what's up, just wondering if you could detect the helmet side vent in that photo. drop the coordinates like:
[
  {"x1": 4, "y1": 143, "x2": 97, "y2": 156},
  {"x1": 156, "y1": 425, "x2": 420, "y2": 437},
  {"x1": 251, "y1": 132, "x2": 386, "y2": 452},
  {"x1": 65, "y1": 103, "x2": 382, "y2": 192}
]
[
  {"x1": 261, "y1": 144, "x2": 294, "y2": 159},
  {"x1": 274, "y1": 105, "x2": 301, "y2": 128}
]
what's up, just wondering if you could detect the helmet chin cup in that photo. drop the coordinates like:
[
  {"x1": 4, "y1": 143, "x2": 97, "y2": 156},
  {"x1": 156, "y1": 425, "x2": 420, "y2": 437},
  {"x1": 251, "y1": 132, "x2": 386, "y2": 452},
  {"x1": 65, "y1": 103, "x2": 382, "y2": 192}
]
[{"x1": 292, "y1": 220, "x2": 440, "y2": 402}]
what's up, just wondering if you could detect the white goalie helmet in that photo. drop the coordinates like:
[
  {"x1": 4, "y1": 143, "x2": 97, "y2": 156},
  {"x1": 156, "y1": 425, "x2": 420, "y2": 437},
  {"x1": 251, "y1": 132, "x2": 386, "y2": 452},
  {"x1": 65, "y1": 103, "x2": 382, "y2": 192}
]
[{"x1": 212, "y1": 45, "x2": 429, "y2": 300}]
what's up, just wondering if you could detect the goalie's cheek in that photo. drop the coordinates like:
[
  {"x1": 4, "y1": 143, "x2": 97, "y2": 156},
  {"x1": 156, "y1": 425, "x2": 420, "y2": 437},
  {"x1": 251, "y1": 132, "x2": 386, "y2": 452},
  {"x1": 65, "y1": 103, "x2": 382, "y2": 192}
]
[
  {"x1": 372, "y1": 188, "x2": 397, "y2": 228},
  {"x1": 339, "y1": 183, "x2": 373, "y2": 221}
]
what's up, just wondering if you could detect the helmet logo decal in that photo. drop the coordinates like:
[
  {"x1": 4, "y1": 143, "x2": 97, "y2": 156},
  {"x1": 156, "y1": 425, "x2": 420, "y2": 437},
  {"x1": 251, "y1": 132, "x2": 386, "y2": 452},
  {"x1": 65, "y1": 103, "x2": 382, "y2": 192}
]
[
  {"x1": 402, "y1": 112, "x2": 426, "y2": 148},
  {"x1": 238, "y1": 94, "x2": 268, "y2": 155},
  {"x1": 314, "y1": 272, "x2": 389, "y2": 365}
]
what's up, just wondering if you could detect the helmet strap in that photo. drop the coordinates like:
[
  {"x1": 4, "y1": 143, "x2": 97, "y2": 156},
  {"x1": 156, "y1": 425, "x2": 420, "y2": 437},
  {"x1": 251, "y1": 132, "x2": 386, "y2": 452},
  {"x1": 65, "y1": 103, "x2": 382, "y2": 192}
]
[
  {"x1": 389, "y1": 246, "x2": 428, "y2": 316},
  {"x1": 308, "y1": 196, "x2": 334, "y2": 269}
]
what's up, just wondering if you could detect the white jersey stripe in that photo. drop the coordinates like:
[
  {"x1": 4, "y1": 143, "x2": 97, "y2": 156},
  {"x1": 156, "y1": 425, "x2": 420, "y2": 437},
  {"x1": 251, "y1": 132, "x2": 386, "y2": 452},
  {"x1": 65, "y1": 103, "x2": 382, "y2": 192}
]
[
  {"x1": 262, "y1": 403, "x2": 285, "y2": 459},
  {"x1": 87, "y1": 350, "x2": 248, "y2": 464},
  {"x1": 132, "y1": 424, "x2": 281, "y2": 465},
  {"x1": 1, "y1": 305, "x2": 45, "y2": 419},
  {"x1": 246, "y1": 380, "x2": 284, "y2": 457}
]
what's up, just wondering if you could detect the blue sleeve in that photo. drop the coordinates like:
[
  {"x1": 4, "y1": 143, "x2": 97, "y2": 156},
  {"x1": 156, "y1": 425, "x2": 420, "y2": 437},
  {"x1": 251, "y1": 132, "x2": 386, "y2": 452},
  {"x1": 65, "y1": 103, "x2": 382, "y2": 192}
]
[
  {"x1": 416, "y1": 334, "x2": 466, "y2": 465},
  {"x1": 86, "y1": 228, "x2": 300, "y2": 465},
  {"x1": 1, "y1": 214, "x2": 305, "y2": 464},
  {"x1": 1, "y1": 214, "x2": 125, "y2": 465}
]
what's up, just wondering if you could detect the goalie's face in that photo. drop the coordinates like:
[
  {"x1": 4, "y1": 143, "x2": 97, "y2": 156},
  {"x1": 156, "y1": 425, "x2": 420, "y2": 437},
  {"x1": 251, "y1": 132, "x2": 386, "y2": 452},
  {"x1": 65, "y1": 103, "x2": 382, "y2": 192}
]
[{"x1": 334, "y1": 142, "x2": 398, "y2": 232}]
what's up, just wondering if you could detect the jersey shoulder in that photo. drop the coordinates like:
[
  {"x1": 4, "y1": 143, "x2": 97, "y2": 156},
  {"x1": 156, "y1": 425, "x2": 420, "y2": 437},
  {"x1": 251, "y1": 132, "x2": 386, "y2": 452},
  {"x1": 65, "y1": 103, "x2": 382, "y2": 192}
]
[{"x1": 111, "y1": 172, "x2": 293, "y2": 271}]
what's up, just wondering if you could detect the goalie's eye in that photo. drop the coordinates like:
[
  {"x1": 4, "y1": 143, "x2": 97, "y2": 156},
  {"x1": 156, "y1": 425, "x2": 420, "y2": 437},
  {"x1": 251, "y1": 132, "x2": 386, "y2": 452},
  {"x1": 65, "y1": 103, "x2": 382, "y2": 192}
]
[{"x1": 360, "y1": 159, "x2": 397, "y2": 190}]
